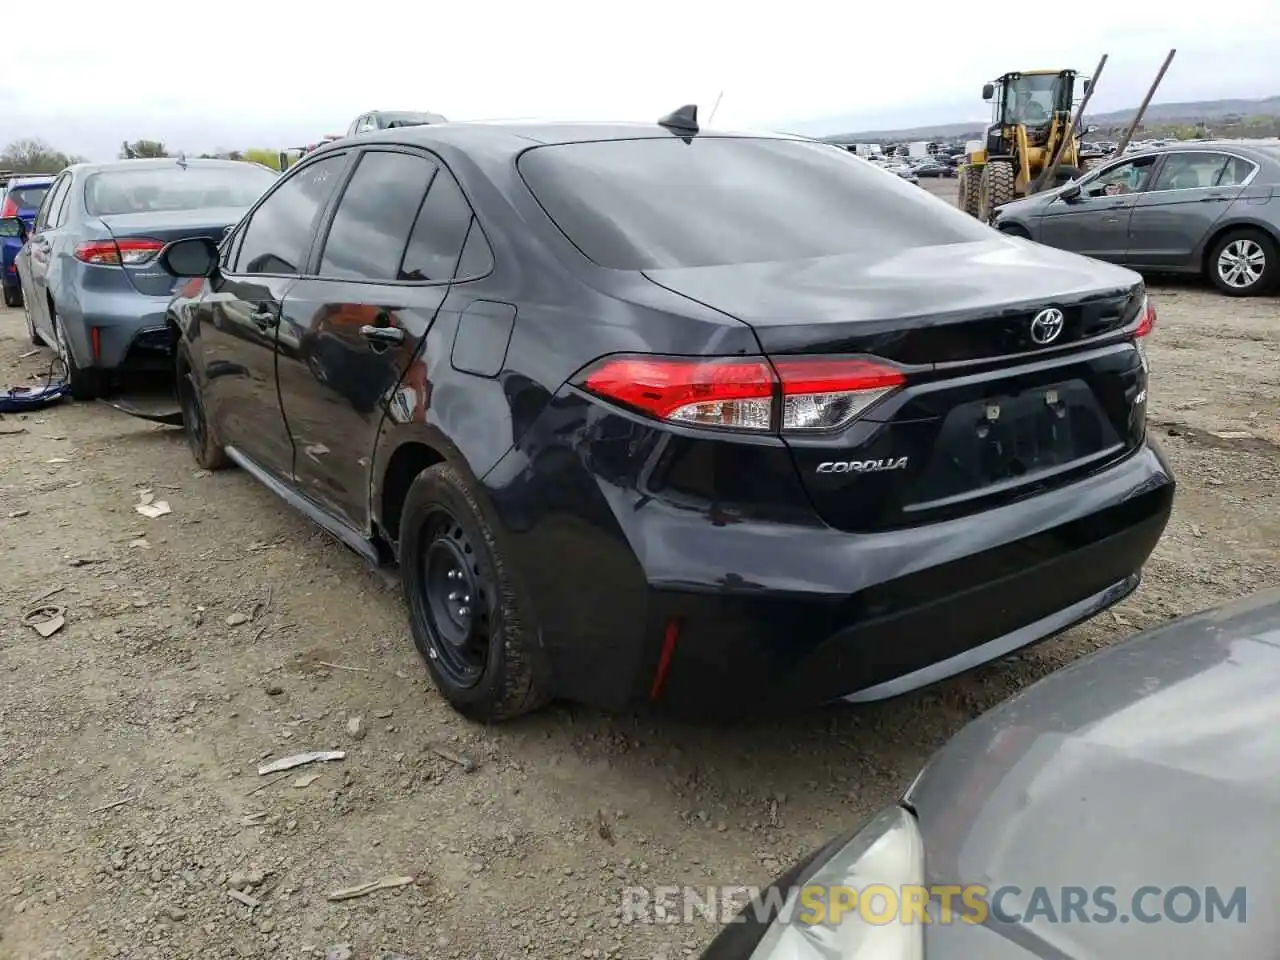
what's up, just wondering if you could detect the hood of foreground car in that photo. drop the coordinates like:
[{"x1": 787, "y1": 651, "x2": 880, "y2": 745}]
[{"x1": 907, "y1": 586, "x2": 1280, "y2": 960}]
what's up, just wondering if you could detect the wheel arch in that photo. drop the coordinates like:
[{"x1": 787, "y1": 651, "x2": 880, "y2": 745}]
[{"x1": 374, "y1": 428, "x2": 489, "y2": 552}]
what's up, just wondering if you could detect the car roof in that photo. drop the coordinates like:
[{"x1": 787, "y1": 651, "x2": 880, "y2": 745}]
[
  {"x1": 1128, "y1": 139, "x2": 1280, "y2": 160},
  {"x1": 314, "y1": 120, "x2": 799, "y2": 161},
  {"x1": 64, "y1": 157, "x2": 264, "y2": 175}
]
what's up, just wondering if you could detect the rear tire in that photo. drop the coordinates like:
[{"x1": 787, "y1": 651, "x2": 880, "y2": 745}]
[
  {"x1": 176, "y1": 340, "x2": 229, "y2": 470},
  {"x1": 979, "y1": 160, "x2": 1016, "y2": 223},
  {"x1": 1207, "y1": 228, "x2": 1278, "y2": 297},
  {"x1": 400, "y1": 463, "x2": 551, "y2": 722},
  {"x1": 50, "y1": 304, "x2": 99, "y2": 402},
  {"x1": 2, "y1": 284, "x2": 20, "y2": 308},
  {"x1": 1052, "y1": 164, "x2": 1084, "y2": 186}
]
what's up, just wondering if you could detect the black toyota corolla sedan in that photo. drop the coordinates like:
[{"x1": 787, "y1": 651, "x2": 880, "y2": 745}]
[{"x1": 148, "y1": 108, "x2": 1174, "y2": 721}]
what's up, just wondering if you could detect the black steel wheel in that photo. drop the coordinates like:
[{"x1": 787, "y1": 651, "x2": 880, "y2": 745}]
[
  {"x1": 418, "y1": 508, "x2": 492, "y2": 686},
  {"x1": 400, "y1": 463, "x2": 551, "y2": 721},
  {"x1": 176, "y1": 342, "x2": 228, "y2": 470}
]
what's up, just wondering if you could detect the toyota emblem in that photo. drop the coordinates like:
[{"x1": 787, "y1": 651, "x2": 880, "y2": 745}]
[{"x1": 1030, "y1": 307, "x2": 1065, "y2": 345}]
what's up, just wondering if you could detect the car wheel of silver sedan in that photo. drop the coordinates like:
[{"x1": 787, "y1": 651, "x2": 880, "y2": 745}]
[{"x1": 1209, "y1": 229, "x2": 1278, "y2": 297}]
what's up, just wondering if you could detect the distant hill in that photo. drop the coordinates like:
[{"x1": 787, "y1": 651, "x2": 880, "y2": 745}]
[{"x1": 821, "y1": 95, "x2": 1280, "y2": 142}]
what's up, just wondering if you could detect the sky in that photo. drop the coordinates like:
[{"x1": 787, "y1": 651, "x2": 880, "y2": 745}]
[{"x1": 3, "y1": 0, "x2": 1279, "y2": 160}]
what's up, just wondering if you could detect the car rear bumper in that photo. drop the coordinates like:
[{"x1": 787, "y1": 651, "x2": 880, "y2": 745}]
[
  {"x1": 487, "y1": 423, "x2": 1174, "y2": 715},
  {"x1": 59, "y1": 292, "x2": 174, "y2": 372}
]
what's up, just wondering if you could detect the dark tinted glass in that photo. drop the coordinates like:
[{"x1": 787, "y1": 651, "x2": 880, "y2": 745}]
[
  {"x1": 237, "y1": 155, "x2": 346, "y2": 275},
  {"x1": 319, "y1": 151, "x2": 437, "y2": 281},
  {"x1": 456, "y1": 220, "x2": 494, "y2": 278},
  {"x1": 517, "y1": 137, "x2": 993, "y2": 269},
  {"x1": 400, "y1": 167, "x2": 474, "y2": 281},
  {"x1": 84, "y1": 164, "x2": 277, "y2": 216}
]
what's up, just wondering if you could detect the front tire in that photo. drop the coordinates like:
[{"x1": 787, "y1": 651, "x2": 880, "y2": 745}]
[
  {"x1": 979, "y1": 160, "x2": 1016, "y2": 223},
  {"x1": 176, "y1": 340, "x2": 228, "y2": 470},
  {"x1": 400, "y1": 463, "x2": 551, "y2": 722},
  {"x1": 21, "y1": 285, "x2": 41, "y2": 345},
  {"x1": 2, "y1": 284, "x2": 20, "y2": 308},
  {"x1": 1208, "y1": 228, "x2": 1277, "y2": 297}
]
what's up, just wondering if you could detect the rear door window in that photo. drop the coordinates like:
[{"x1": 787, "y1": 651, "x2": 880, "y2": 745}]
[
  {"x1": 1150, "y1": 153, "x2": 1230, "y2": 192},
  {"x1": 516, "y1": 136, "x2": 992, "y2": 270},
  {"x1": 318, "y1": 150, "x2": 438, "y2": 281},
  {"x1": 399, "y1": 166, "x2": 476, "y2": 281},
  {"x1": 1216, "y1": 156, "x2": 1257, "y2": 187},
  {"x1": 234, "y1": 154, "x2": 346, "y2": 275}
]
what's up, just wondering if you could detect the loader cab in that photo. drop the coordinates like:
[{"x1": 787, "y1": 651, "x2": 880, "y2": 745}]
[{"x1": 983, "y1": 71, "x2": 1078, "y2": 155}]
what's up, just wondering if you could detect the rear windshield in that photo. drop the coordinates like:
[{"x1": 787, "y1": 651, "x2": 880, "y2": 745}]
[
  {"x1": 84, "y1": 164, "x2": 277, "y2": 216},
  {"x1": 517, "y1": 136, "x2": 993, "y2": 270},
  {"x1": 6, "y1": 185, "x2": 50, "y2": 212}
]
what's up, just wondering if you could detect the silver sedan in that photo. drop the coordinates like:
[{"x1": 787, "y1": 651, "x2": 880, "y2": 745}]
[{"x1": 991, "y1": 140, "x2": 1280, "y2": 297}]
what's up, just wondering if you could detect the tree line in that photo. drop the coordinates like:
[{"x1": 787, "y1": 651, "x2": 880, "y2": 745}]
[{"x1": 2, "y1": 139, "x2": 286, "y2": 173}]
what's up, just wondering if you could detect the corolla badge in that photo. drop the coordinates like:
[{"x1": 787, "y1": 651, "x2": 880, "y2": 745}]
[
  {"x1": 1030, "y1": 307, "x2": 1065, "y2": 345},
  {"x1": 816, "y1": 457, "x2": 909, "y2": 474}
]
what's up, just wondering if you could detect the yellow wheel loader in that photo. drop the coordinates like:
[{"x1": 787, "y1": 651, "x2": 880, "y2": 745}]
[{"x1": 957, "y1": 70, "x2": 1104, "y2": 221}]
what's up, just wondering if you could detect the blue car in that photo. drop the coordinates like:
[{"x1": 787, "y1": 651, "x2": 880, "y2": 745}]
[
  {"x1": 1, "y1": 174, "x2": 55, "y2": 306},
  {"x1": 3, "y1": 157, "x2": 277, "y2": 399}
]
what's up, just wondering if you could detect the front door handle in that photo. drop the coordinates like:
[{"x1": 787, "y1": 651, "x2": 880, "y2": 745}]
[
  {"x1": 250, "y1": 306, "x2": 276, "y2": 330},
  {"x1": 1198, "y1": 195, "x2": 1229, "y2": 203},
  {"x1": 360, "y1": 324, "x2": 405, "y2": 345}
]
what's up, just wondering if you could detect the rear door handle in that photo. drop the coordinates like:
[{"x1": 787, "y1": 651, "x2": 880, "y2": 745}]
[
  {"x1": 250, "y1": 306, "x2": 276, "y2": 330},
  {"x1": 360, "y1": 324, "x2": 405, "y2": 345},
  {"x1": 1198, "y1": 195, "x2": 1229, "y2": 203}
]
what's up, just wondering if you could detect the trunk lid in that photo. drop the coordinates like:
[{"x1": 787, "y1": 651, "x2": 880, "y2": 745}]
[
  {"x1": 100, "y1": 207, "x2": 242, "y2": 296},
  {"x1": 644, "y1": 239, "x2": 1150, "y2": 533}
]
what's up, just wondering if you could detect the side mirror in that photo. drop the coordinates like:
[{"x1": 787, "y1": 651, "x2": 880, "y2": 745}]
[
  {"x1": 0, "y1": 216, "x2": 28, "y2": 241},
  {"x1": 982, "y1": 83, "x2": 995, "y2": 101},
  {"x1": 1059, "y1": 183, "x2": 1082, "y2": 202},
  {"x1": 158, "y1": 236, "x2": 220, "y2": 278}
]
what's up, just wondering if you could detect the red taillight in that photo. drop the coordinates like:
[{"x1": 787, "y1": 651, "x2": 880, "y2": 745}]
[
  {"x1": 1134, "y1": 296, "x2": 1156, "y2": 338},
  {"x1": 74, "y1": 238, "x2": 164, "y2": 266},
  {"x1": 577, "y1": 354, "x2": 906, "y2": 433},
  {"x1": 0, "y1": 197, "x2": 17, "y2": 218}
]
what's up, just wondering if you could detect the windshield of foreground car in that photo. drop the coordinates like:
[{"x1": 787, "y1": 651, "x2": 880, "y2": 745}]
[
  {"x1": 84, "y1": 164, "x2": 277, "y2": 216},
  {"x1": 518, "y1": 136, "x2": 994, "y2": 270}
]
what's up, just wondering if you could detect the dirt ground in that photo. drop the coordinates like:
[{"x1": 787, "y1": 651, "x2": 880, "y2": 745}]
[{"x1": 1, "y1": 216, "x2": 1277, "y2": 958}]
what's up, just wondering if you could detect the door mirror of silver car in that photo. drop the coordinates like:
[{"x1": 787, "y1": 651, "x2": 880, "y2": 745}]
[
  {"x1": 159, "y1": 236, "x2": 220, "y2": 278},
  {"x1": 1059, "y1": 183, "x2": 1082, "y2": 202},
  {"x1": 0, "y1": 216, "x2": 27, "y2": 241}
]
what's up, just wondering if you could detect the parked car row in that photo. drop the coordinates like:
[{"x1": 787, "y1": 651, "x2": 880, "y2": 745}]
[
  {"x1": 992, "y1": 140, "x2": 1280, "y2": 297},
  {"x1": 2, "y1": 157, "x2": 279, "y2": 398}
]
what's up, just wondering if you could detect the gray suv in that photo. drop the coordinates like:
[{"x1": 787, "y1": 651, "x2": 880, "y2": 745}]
[{"x1": 992, "y1": 140, "x2": 1280, "y2": 297}]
